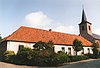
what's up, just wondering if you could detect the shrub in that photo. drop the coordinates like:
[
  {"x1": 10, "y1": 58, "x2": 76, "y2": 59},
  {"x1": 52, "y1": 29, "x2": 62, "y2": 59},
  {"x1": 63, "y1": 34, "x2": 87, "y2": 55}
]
[
  {"x1": 1, "y1": 41, "x2": 91, "y2": 67},
  {"x1": 47, "y1": 54, "x2": 59, "y2": 66},
  {"x1": 17, "y1": 47, "x2": 33, "y2": 59},
  {"x1": 30, "y1": 50, "x2": 59, "y2": 66},
  {"x1": 84, "y1": 53, "x2": 93, "y2": 58},
  {"x1": 4, "y1": 50, "x2": 15, "y2": 56},
  {"x1": 3, "y1": 50, "x2": 15, "y2": 62},
  {"x1": 14, "y1": 47, "x2": 34, "y2": 65},
  {"x1": 2, "y1": 47, "x2": 34, "y2": 65},
  {"x1": 92, "y1": 42, "x2": 100, "y2": 59},
  {"x1": 69, "y1": 55, "x2": 89, "y2": 62},
  {"x1": 57, "y1": 51, "x2": 70, "y2": 64}
]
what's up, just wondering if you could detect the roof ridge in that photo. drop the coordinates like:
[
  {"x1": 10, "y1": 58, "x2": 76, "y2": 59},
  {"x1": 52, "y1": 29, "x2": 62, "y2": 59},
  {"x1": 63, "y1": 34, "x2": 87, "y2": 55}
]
[
  {"x1": 20, "y1": 26, "x2": 77, "y2": 36},
  {"x1": 2, "y1": 26, "x2": 92, "y2": 46}
]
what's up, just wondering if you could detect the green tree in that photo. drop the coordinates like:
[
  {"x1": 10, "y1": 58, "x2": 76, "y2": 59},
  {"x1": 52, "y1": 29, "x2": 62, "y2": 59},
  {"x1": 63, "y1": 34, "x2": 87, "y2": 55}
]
[
  {"x1": 33, "y1": 41, "x2": 54, "y2": 51},
  {"x1": 92, "y1": 42, "x2": 99, "y2": 58},
  {"x1": 32, "y1": 41, "x2": 56, "y2": 66},
  {"x1": 33, "y1": 41, "x2": 55, "y2": 57},
  {"x1": 33, "y1": 41, "x2": 48, "y2": 51},
  {"x1": 17, "y1": 47, "x2": 33, "y2": 60},
  {"x1": 47, "y1": 41, "x2": 54, "y2": 52},
  {"x1": 73, "y1": 39, "x2": 83, "y2": 55}
]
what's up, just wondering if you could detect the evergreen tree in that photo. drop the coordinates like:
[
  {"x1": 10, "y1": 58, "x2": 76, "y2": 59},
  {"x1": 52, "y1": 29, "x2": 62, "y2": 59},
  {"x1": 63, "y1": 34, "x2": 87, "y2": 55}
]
[{"x1": 73, "y1": 39, "x2": 83, "y2": 55}]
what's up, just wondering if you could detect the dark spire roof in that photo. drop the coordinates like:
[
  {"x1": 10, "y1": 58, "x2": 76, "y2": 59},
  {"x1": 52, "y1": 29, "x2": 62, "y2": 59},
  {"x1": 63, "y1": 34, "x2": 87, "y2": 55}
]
[
  {"x1": 79, "y1": 8, "x2": 92, "y2": 25},
  {"x1": 82, "y1": 9, "x2": 87, "y2": 22}
]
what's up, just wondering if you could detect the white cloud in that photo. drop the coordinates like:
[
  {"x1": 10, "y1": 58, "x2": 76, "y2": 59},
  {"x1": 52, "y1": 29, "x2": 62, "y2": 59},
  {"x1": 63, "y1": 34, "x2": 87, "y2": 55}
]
[
  {"x1": 54, "y1": 25, "x2": 77, "y2": 34},
  {"x1": 25, "y1": 11, "x2": 78, "y2": 34},
  {"x1": 25, "y1": 11, "x2": 53, "y2": 27},
  {"x1": 93, "y1": 28, "x2": 100, "y2": 35}
]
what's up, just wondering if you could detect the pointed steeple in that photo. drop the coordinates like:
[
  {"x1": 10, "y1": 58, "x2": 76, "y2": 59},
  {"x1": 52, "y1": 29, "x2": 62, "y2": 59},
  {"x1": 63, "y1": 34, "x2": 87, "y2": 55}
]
[{"x1": 81, "y1": 9, "x2": 87, "y2": 22}]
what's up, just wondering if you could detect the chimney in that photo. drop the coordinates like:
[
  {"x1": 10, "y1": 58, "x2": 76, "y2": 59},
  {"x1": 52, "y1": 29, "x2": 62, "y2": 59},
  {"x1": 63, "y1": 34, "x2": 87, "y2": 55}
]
[{"x1": 49, "y1": 29, "x2": 52, "y2": 32}]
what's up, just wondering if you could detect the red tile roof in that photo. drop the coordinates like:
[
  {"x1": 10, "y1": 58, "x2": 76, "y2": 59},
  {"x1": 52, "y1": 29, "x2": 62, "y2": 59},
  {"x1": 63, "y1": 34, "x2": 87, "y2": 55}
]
[{"x1": 3, "y1": 26, "x2": 92, "y2": 46}]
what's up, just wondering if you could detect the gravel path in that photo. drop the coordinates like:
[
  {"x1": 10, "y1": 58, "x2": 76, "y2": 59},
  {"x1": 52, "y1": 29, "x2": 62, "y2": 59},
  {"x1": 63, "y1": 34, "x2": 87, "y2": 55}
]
[{"x1": 0, "y1": 62, "x2": 36, "y2": 68}]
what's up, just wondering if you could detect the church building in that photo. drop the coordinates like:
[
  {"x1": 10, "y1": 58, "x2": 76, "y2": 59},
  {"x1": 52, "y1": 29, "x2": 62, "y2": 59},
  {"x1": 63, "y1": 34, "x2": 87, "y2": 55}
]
[
  {"x1": 0, "y1": 26, "x2": 92, "y2": 55},
  {"x1": 0, "y1": 9, "x2": 95, "y2": 55}
]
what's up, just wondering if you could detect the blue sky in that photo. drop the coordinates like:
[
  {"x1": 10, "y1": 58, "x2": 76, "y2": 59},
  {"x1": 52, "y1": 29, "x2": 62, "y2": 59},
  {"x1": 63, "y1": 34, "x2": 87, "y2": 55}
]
[{"x1": 0, "y1": 0, "x2": 100, "y2": 37}]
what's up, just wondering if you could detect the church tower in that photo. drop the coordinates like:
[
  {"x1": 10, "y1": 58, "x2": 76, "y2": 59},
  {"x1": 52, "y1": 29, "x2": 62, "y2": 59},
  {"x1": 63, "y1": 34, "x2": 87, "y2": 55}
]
[
  {"x1": 79, "y1": 9, "x2": 92, "y2": 36},
  {"x1": 79, "y1": 9, "x2": 100, "y2": 46},
  {"x1": 79, "y1": 9, "x2": 94, "y2": 42}
]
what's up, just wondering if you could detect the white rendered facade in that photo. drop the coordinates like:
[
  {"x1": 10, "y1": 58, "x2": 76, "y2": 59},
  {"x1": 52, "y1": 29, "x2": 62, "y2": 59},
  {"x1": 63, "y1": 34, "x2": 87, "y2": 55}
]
[{"x1": 6, "y1": 41, "x2": 93, "y2": 55}]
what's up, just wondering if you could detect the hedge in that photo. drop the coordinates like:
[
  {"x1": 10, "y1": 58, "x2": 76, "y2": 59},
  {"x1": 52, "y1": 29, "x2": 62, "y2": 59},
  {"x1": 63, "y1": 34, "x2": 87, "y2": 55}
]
[
  {"x1": 69, "y1": 55, "x2": 89, "y2": 62},
  {"x1": 1, "y1": 49, "x2": 89, "y2": 66}
]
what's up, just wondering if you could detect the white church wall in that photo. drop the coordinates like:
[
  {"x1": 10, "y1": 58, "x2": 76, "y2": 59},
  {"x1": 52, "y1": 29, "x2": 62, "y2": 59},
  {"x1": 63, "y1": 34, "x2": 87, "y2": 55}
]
[
  {"x1": 7, "y1": 41, "x2": 35, "y2": 54},
  {"x1": 83, "y1": 47, "x2": 93, "y2": 54},
  {"x1": 75, "y1": 47, "x2": 93, "y2": 55},
  {"x1": 54, "y1": 45, "x2": 93, "y2": 55},
  {"x1": 54, "y1": 45, "x2": 76, "y2": 55},
  {"x1": 6, "y1": 41, "x2": 93, "y2": 55}
]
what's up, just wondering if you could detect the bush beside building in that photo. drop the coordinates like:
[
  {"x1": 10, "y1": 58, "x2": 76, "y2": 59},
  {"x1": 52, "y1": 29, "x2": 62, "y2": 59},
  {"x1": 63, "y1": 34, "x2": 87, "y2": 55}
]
[{"x1": 0, "y1": 41, "x2": 91, "y2": 67}]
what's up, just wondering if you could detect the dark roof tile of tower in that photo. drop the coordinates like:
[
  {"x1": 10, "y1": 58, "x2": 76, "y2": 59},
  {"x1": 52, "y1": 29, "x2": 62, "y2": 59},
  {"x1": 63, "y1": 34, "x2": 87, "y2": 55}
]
[{"x1": 82, "y1": 9, "x2": 87, "y2": 22}]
